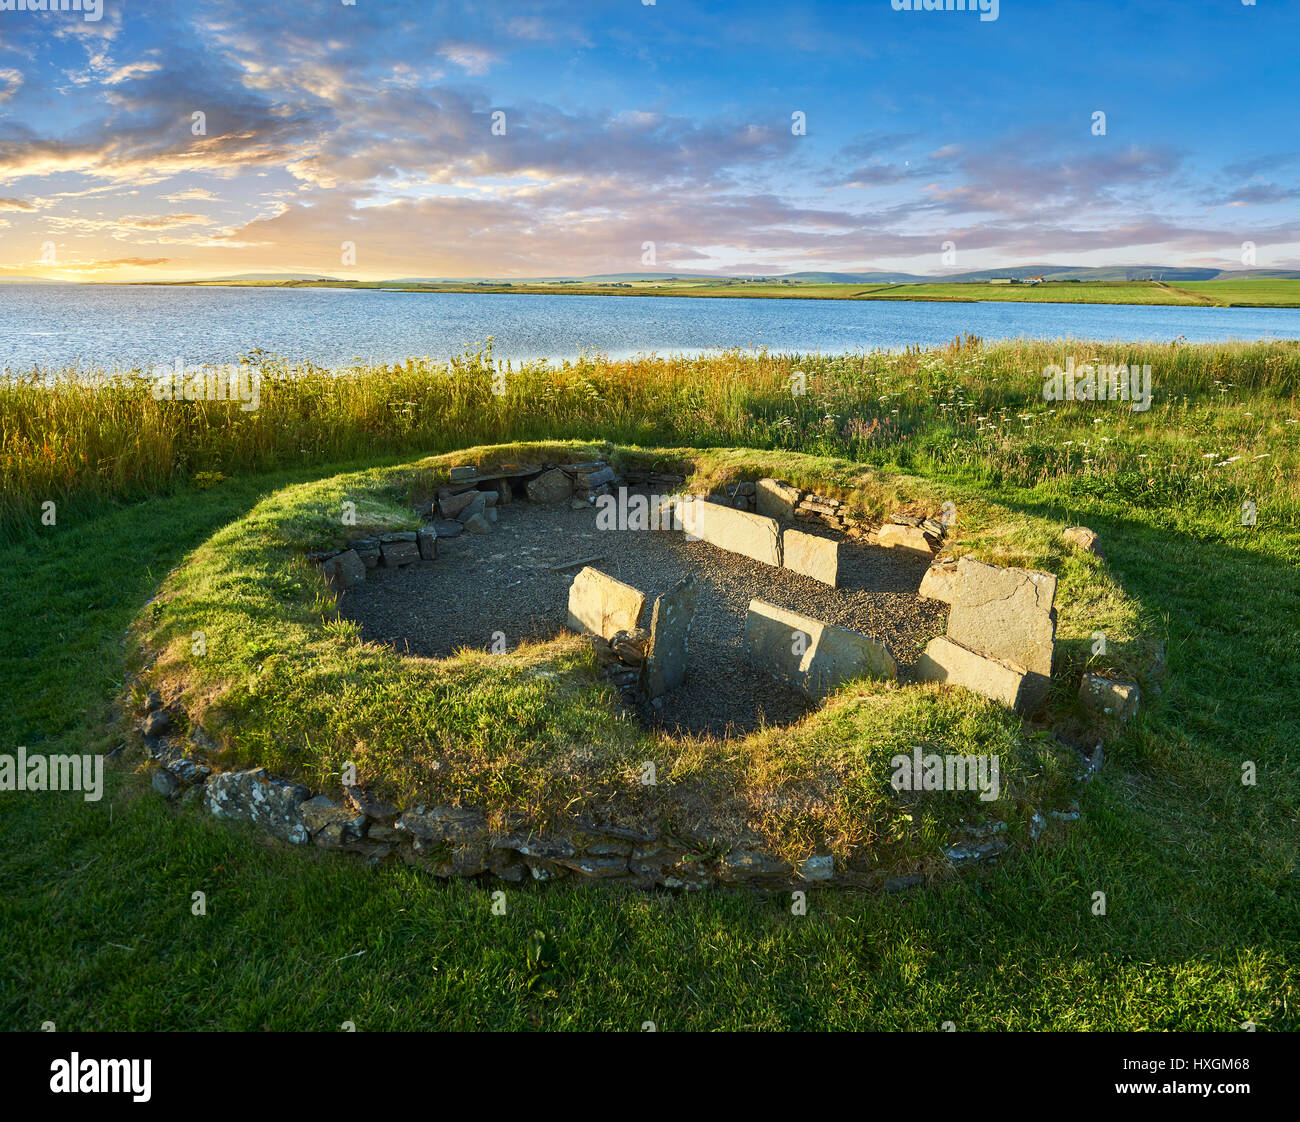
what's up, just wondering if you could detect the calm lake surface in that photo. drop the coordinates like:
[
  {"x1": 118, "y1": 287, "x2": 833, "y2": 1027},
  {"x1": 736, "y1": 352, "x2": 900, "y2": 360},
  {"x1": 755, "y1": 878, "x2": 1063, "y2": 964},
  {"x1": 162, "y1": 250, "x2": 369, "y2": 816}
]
[{"x1": 3, "y1": 284, "x2": 1299, "y2": 371}]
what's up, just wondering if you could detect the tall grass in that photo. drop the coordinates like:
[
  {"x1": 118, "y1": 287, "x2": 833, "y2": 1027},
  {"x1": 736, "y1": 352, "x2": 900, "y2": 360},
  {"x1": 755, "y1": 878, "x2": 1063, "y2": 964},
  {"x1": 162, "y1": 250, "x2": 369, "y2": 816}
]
[{"x1": 4, "y1": 337, "x2": 1299, "y2": 540}]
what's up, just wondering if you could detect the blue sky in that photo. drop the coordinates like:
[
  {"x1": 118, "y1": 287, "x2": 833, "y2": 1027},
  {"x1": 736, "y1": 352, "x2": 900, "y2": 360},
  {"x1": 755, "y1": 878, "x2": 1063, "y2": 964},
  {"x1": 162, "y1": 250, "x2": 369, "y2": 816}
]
[{"x1": 0, "y1": 0, "x2": 1296, "y2": 279}]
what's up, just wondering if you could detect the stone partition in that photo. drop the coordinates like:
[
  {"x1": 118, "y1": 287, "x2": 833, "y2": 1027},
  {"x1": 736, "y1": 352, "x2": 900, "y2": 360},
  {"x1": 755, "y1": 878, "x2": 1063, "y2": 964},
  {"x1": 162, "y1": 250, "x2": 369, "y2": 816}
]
[
  {"x1": 782, "y1": 528, "x2": 839, "y2": 586},
  {"x1": 643, "y1": 574, "x2": 700, "y2": 698},
  {"x1": 916, "y1": 557, "x2": 1057, "y2": 712},
  {"x1": 915, "y1": 637, "x2": 1034, "y2": 710},
  {"x1": 918, "y1": 559, "x2": 958, "y2": 603},
  {"x1": 744, "y1": 598, "x2": 897, "y2": 699},
  {"x1": 566, "y1": 566, "x2": 646, "y2": 639},
  {"x1": 679, "y1": 499, "x2": 783, "y2": 566},
  {"x1": 946, "y1": 558, "x2": 1056, "y2": 678}
]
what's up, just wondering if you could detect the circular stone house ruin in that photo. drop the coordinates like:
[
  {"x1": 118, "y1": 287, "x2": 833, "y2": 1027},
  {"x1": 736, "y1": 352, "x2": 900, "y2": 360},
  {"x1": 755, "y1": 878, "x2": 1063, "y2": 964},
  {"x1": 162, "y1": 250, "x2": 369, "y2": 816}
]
[{"x1": 134, "y1": 450, "x2": 1152, "y2": 891}]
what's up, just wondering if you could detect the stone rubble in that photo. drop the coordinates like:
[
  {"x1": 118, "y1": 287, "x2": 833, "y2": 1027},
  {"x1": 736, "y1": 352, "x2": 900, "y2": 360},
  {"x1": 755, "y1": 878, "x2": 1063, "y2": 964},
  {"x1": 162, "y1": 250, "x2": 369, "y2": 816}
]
[
  {"x1": 1079, "y1": 673, "x2": 1140, "y2": 722},
  {"x1": 753, "y1": 477, "x2": 948, "y2": 553},
  {"x1": 309, "y1": 458, "x2": 635, "y2": 590},
  {"x1": 1063, "y1": 525, "x2": 1103, "y2": 555}
]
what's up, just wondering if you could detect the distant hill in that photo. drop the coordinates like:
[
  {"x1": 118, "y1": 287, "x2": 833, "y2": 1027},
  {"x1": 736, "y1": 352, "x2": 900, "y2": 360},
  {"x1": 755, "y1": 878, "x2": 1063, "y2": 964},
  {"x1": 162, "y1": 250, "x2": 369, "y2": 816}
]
[
  {"x1": 169, "y1": 266, "x2": 1300, "y2": 286},
  {"x1": 397, "y1": 267, "x2": 1300, "y2": 285},
  {"x1": 786, "y1": 266, "x2": 1300, "y2": 283},
  {"x1": 939, "y1": 266, "x2": 1215, "y2": 282},
  {"x1": 205, "y1": 273, "x2": 344, "y2": 283},
  {"x1": 389, "y1": 272, "x2": 728, "y2": 284}
]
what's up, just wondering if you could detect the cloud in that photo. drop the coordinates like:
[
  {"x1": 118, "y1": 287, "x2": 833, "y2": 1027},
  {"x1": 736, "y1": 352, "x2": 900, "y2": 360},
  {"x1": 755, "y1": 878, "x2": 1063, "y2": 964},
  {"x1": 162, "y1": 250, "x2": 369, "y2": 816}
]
[
  {"x1": 1219, "y1": 182, "x2": 1297, "y2": 207},
  {"x1": 86, "y1": 256, "x2": 170, "y2": 269},
  {"x1": 844, "y1": 163, "x2": 919, "y2": 188},
  {"x1": 0, "y1": 68, "x2": 21, "y2": 102},
  {"x1": 123, "y1": 213, "x2": 211, "y2": 229},
  {"x1": 101, "y1": 60, "x2": 164, "y2": 85},
  {"x1": 437, "y1": 44, "x2": 498, "y2": 76},
  {"x1": 1224, "y1": 152, "x2": 1297, "y2": 180},
  {"x1": 0, "y1": 196, "x2": 35, "y2": 211},
  {"x1": 160, "y1": 188, "x2": 219, "y2": 202},
  {"x1": 47, "y1": 256, "x2": 172, "y2": 273}
]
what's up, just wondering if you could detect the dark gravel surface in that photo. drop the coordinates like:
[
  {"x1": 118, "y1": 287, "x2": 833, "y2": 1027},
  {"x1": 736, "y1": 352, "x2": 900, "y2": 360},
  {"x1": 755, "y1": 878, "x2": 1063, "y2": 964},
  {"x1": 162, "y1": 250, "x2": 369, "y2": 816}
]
[{"x1": 341, "y1": 491, "x2": 949, "y2": 739}]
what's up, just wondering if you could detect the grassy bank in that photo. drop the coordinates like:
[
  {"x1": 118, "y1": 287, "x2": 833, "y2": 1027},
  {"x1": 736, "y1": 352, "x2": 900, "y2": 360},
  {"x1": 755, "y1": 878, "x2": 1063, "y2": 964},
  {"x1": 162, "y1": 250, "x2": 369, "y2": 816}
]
[
  {"x1": 3, "y1": 341, "x2": 1297, "y2": 1029},
  {"x1": 5, "y1": 339, "x2": 1299, "y2": 543}
]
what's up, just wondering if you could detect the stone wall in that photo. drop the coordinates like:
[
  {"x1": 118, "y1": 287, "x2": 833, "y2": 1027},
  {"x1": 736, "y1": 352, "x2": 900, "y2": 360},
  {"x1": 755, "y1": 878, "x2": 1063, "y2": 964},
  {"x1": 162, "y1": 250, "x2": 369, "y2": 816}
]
[
  {"x1": 138, "y1": 691, "x2": 855, "y2": 889},
  {"x1": 138, "y1": 689, "x2": 1103, "y2": 893},
  {"x1": 308, "y1": 457, "x2": 648, "y2": 588}
]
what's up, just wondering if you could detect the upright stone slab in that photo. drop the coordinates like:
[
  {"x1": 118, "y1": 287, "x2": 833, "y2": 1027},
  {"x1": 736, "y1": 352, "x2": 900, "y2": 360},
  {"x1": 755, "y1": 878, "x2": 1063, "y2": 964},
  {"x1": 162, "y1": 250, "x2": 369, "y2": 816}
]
[
  {"x1": 567, "y1": 566, "x2": 646, "y2": 640},
  {"x1": 643, "y1": 574, "x2": 700, "y2": 698},
  {"x1": 526, "y1": 468, "x2": 572, "y2": 504},
  {"x1": 440, "y1": 490, "x2": 481, "y2": 519},
  {"x1": 654, "y1": 495, "x2": 702, "y2": 533},
  {"x1": 947, "y1": 557, "x2": 1056, "y2": 679},
  {"x1": 877, "y1": 523, "x2": 934, "y2": 555},
  {"x1": 918, "y1": 562, "x2": 957, "y2": 603},
  {"x1": 915, "y1": 636, "x2": 1031, "y2": 711},
  {"x1": 756, "y1": 478, "x2": 800, "y2": 521},
  {"x1": 744, "y1": 599, "x2": 897, "y2": 699},
  {"x1": 416, "y1": 527, "x2": 437, "y2": 560},
  {"x1": 782, "y1": 528, "x2": 839, "y2": 587},
  {"x1": 321, "y1": 549, "x2": 365, "y2": 590},
  {"x1": 681, "y1": 500, "x2": 782, "y2": 567}
]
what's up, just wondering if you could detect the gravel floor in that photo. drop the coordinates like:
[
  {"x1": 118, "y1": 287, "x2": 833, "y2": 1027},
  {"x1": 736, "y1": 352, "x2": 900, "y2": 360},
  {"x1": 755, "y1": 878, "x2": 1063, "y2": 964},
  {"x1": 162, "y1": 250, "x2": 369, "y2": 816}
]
[{"x1": 341, "y1": 490, "x2": 949, "y2": 738}]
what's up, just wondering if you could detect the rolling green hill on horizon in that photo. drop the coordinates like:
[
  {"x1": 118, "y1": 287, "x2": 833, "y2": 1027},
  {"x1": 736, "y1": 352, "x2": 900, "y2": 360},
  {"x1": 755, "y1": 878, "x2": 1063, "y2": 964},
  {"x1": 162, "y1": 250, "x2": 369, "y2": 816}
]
[{"x1": 118, "y1": 275, "x2": 1300, "y2": 308}]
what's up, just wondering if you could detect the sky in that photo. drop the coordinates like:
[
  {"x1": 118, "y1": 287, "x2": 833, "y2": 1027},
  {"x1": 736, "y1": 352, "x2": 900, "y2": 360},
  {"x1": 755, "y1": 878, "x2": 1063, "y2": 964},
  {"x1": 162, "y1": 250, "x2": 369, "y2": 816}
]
[{"x1": 0, "y1": 0, "x2": 1297, "y2": 282}]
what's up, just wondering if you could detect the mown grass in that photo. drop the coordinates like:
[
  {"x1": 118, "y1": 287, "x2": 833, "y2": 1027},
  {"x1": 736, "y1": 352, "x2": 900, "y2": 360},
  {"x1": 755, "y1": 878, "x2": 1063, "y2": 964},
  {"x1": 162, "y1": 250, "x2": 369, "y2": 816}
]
[{"x1": 2, "y1": 342, "x2": 1297, "y2": 1030}]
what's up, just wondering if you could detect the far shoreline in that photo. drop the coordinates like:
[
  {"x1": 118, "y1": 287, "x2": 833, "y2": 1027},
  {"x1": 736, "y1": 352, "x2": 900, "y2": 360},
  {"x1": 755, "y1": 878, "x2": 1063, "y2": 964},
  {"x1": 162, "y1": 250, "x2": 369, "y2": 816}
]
[{"x1": 94, "y1": 277, "x2": 1300, "y2": 310}]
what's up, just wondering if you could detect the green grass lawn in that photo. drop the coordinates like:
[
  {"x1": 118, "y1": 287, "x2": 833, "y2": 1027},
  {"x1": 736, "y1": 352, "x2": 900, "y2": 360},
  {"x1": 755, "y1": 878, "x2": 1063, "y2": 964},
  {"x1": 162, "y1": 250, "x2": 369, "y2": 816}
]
[{"x1": 2, "y1": 343, "x2": 1297, "y2": 1030}]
